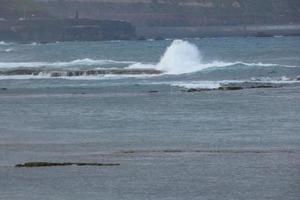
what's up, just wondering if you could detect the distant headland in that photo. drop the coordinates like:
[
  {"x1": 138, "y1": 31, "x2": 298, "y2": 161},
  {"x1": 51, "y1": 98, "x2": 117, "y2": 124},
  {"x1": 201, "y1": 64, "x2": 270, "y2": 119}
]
[
  {"x1": 0, "y1": 18, "x2": 136, "y2": 43},
  {"x1": 0, "y1": 0, "x2": 300, "y2": 42}
]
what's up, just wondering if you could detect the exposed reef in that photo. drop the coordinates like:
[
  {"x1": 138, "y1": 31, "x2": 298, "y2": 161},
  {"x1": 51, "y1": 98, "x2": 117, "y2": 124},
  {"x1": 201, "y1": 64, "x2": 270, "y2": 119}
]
[
  {"x1": 15, "y1": 162, "x2": 120, "y2": 168},
  {"x1": 185, "y1": 81, "x2": 297, "y2": 92},
  {"x1": 0, "y1": 68, "x2": 162, "y2": 77},
  {"x1": 116, "y1": 149, "x2": 295, "y2": 155}
]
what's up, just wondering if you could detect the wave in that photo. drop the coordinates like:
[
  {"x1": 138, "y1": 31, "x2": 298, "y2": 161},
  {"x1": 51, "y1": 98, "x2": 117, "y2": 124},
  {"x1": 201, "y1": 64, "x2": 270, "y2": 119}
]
[
  {"x1": 127, "y1": 40, "x2": 298, "y2": 75},
  {"x1": 0, "y1": 58, "x2": 137, "y2": 69},
  {"x1": 0, "y1": 40, "x2": 298, "y2": 78}
]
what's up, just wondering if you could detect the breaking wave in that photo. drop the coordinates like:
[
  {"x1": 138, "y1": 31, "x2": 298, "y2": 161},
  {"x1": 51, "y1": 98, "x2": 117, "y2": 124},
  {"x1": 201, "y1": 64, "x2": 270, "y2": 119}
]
[
  {"x1": 128, "y1": 39, "x2": 298, "y2": 74},
  {"x1": 0, "y1": 40, "x2": 299, "y2": 80}
]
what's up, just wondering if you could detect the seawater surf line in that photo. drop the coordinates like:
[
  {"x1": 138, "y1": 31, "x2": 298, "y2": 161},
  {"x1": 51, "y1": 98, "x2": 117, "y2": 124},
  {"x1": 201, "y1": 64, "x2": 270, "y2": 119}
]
[
  {"x1": 0, "y1": 40, "x2": 298, "y2": 76},
  {"x1": 0, "y1": 58, "x2": 137, "y2": 68}
]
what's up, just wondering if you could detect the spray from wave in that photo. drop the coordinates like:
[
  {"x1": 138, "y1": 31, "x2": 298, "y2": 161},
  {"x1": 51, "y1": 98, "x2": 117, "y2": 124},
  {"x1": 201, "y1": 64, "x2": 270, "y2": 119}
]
[
  {"x1": 156, "y1": 40, "x2": 205, "y2": 74},
  {"x1": 128, "y1": 39, "x2": 298, "y2": 74}
]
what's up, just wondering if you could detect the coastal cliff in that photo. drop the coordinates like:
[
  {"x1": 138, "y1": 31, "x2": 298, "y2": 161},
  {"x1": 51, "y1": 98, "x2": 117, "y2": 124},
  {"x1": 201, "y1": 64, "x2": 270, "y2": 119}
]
[
  {"x1": 0, "y1": 0, "x2": 136, "y2": 42},
  {"x1": 34, "y1": 0, "x2": 300, "y2": 26},
  {"x1": 33, "y1": 0, "x2": 300, "y2": 37},
  {"x1": 1, "y1": 0, "x2": 300, "y2": 40},
  {"x1": 0, "y1": 19, "x2": 136, "y2": 42}
]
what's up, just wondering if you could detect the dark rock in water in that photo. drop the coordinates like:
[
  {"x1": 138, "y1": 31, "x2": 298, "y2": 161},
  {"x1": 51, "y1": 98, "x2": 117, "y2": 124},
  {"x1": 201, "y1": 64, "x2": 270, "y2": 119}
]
[
  {"x1": 15, "y1": 162, "x2": 120, "y2": 168},
  {"x1": 1, "y1": 68, "x2": 40, "y2": 75},
  {"x1": 187, "y1": 88, "x2": 200, "y2": 92},
  {"x1": 255, "y1": 32, "x2": 274, "y2": 37},
  {"x1": 50, "y1": 72, "x2": 62, "y2": 77},
  {"x1": 252, "y1": 85, "x2": 274, "y2": 89},
  {"x1": 155, "y1": 36, "x2": 164, "y2": 41},
  {"x1": 220, "y1": 82, "x2": 277, "y2": 90},
  {"x1": 187, "y1": 88, "x2": 216, "y2": 92},
  {"x1": 137, "y1": 36, "x2": 146, "y2": 41},
  {"x1": 1, "y1": 88, "x2": 8, "y2": 90},
  {"x1": 219, "y1": 86, "x2": 243, "y2": 90},
  {"x1": 185, "y1": 82, "x2": 282, "y2": 93},
  {"x1": 187, "y1": 88, "x2": 198, "y2": 93}
]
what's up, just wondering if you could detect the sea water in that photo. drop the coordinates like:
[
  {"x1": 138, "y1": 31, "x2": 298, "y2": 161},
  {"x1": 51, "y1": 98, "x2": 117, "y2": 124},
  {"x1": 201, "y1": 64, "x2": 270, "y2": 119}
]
[{"x1": 0, "y1": 37, "x2": 299, "y2": 200}]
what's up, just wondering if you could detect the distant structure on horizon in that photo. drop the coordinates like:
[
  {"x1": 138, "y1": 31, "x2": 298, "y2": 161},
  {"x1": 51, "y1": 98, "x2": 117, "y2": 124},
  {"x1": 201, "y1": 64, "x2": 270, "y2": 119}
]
[
  {"x1": 33, "y1": 0, "x2": 300, "y2": 26},
  {"x1": 1, "y1": 0, "x2": 300, "y2": 39},
  {"x1": 32, "y1": 0, "x2": 300, "y2": 37}
]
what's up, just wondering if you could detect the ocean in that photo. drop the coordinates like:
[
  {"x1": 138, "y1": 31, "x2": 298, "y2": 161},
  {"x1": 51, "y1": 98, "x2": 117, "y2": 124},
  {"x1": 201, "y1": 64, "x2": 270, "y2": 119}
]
[{"x1": 0, "y1": 37, "x2": 299, "y2": 200}]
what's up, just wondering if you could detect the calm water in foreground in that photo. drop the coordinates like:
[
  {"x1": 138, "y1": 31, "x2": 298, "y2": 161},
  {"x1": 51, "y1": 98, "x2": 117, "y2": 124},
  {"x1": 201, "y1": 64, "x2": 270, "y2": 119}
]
[{"x1": 0, "y1": 37, "x2": 299, "y2": 200}]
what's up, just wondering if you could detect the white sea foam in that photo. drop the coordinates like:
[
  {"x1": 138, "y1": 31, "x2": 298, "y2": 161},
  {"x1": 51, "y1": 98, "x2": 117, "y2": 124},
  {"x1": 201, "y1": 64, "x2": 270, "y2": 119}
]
[
  {"x1": 4, "y1": 48, "x2": 13, "y2": 52},
  {"x1": 171, "y1": 81, "x2": 222, "y2": 89},
  {"x1": 0, "y1": 41, "x2": 10, "y2": 45},
  {"x1": 29, "y1": 42, "x2": 39, "y2": 46},
  {"x1": 0, "y1": 58, "x2": 137, "y2": 69}
]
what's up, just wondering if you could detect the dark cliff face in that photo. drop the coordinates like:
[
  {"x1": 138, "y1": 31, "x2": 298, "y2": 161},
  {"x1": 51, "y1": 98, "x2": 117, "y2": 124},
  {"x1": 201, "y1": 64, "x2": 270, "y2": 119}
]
[
  {"x1": 1, "y1": 0, "x2": 299, "y2": 41},
  {"x1": 33, "y1": 0, "x2": 300, "y2": 26},
  {"x1": 0, "y1": 19, "x2": 136, "y2": 43}
]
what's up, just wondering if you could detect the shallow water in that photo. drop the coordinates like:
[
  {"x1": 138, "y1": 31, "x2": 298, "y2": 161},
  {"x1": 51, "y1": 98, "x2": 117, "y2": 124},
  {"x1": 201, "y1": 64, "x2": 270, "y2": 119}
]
[{"x1": 0, "y1": 37, "x2": 300, "y2": 200}]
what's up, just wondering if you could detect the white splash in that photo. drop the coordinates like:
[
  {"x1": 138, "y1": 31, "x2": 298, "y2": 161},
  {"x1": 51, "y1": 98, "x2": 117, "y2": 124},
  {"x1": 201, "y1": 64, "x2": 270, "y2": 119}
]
[{"x1": 156, "y1": 40, "x2": 204, "y2": 74}]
